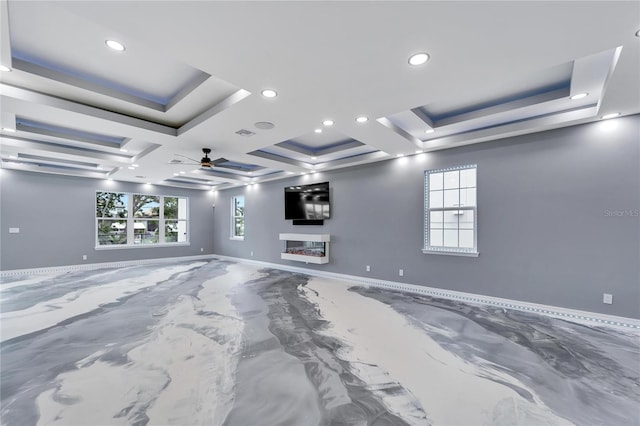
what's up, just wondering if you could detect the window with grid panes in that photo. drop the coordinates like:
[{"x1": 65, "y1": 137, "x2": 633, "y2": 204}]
[{"x1": 423, "y1": 165, "x2": 478, "y2": 256}]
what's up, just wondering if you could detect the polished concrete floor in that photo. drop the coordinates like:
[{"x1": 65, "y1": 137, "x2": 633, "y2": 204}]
[{"x1": 1, "y1": 259, "x2": 638, "y2": 425}]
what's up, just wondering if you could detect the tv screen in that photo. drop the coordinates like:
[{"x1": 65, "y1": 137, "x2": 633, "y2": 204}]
[{"x1": 285, "y1": 182, "x2": 331, "y2": 220}]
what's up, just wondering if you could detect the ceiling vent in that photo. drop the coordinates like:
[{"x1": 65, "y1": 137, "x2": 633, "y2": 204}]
[
  {"x1": 235, "y1": 129, "x2": 256, "y2": 137},
  {"x1": 254, "y1": 121, "x2": 275, "y2": 130}
]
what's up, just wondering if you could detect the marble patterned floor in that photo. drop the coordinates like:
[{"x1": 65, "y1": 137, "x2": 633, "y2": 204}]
[{"x1": 1, "y1": 259, "x2": 638, "y2": 426}]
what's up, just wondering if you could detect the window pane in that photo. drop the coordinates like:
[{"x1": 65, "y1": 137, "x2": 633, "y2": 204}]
[
  {"x1": 444, "y1": 229, "x2": 458, "y2": 247},
  {"x1": 134, "y1": 220, "x2": 158, "y2": 244},
  {"x1": 177, "y1": 198, "x2": 188, "y2": 220},
  {"x1": 459, "y1": 230, "x2": 474, "y2": 248},
  {"x1": 163, "y1": 197, "x2": 188, "y2": 220},
  {"x1": 459, "y1": 210, "x2": 474, "y2": 229},
  {"x1": 443, "y1": 171, "x2": 459, "y2": 189},
  {"x1": 443, "y1": 211, "x2": 460, "y2": 229},
  {"x1": 443, "y1": 189, "x2": 460, "y2": 207},
  {"x1": 234, "y1": 217, "x2": 244, "y2": 237},
  {"x1": 430, "y1": 229, "x2": 443, "y2": 246},
  {"x1": 233, "y1": 196, "x2": 245, "y2": 217},
  {"x1": 460, "y1": 188, "x2": 476, "y2": 207},
  {"x1": 429, "y1": 211, "x2": 443, "y2": 229},
  {"x1": 133, "y1": 195, "x2": 159, "y2": 218},
  {"x1": 460, "y1": 168, "x2": 476, "y2": 188},
  {"x1": 166, "y1": 220, "x2": 187, "y2": 243},
  {"x1": 96, "y1": 192, "x2": 128, "y2": 218},
  {"x1": 429, "y1": 190, "x2": 443, "y2": 208},
  {"x1": 429, "y1": 172, "x2": 444, "y2": 190},
  {"x1": 97, "y1": 219, "x2": 127, "y2": 245},
  {"x1": 164, "y1": 197, "x2": 178, "y2": 219}
]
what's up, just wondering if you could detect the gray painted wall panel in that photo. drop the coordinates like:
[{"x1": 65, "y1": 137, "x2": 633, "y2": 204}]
[
  {"x1": 213, "y1": 116, "x2": 640, "y2": 318},
  {"x1": 1, "y1": 172, "x2": 216, "y2": 269}
]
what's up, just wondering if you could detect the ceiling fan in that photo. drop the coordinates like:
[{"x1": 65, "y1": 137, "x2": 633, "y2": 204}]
[{"x1": 171, "y1": 148, "x2": 227, "y2": 168}]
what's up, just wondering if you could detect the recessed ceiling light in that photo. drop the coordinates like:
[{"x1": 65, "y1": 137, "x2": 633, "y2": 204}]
[
  {"x1": 3, "y1": 128, "x2": 16, "y2": 133},
  {"x1": 119, "y1": 148, "x2": 128, "y2": 152},
  {"x1": 128, "y1": 166, "x2": 135, "y2": 170},
  {"x1": 415, "y1": 150, "x2": 424, "y2": 154},
  {"x1": 105, "y1": 40, "x2": 126, "y2": 51},
  {"x1": 636, "y1": 29, "x2": 640, "y2": 37},
  {"x1": 356, "y1": 116, "x2": 369, "y2": 123},
  {"x1": 424, "y1": 129, "x2": 435, "y2": 134},
  {"x1": 173, "y1": 173, "x2": 179, "y2": 176},
  {"x1": 570, "y1": 92, "x2": 588, "y2": 100},
  {"x1": 396, "y1": 154, "x2": 404, "y2": 158},
  {"x1": 9, "y1": 155, "x2": 17, "y2": 159},
  {"x1": 179, "y1": 171, "x2": 186, "y2": 174},
  {"x1": 408, "y1": 52, "x2": 430, "y2": 66},
  {"x1": 322, "y1": 119, "x2": 334, "y2": 126},
  {"x1": 601, "y1": 113, "x2": 621, "y2": 119},
  {"x1": 132, "y1": 164, "x2": 139, "y2": 167},
  {"x1": 261, "y1": 89, "x2": 277, "y2": 98},
  {"x1": 311, "y1": 156, "x2": 317, "y2": 160},
  {"x1": 0, "y1": 65, "x2": 10, "y2": 72},
  {"x1": 314, "y1": 128, "x2": 322, "y2": 134}
]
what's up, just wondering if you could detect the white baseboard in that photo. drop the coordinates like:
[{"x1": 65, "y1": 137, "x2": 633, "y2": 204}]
[
  {"x1": 214, "y1": 255, "x2": 640, "y2": 330},
  {"x1": 2, "y1": 254, "x2": 638, "y2": 330},
  {"x1": 0, "y1": 254, "x2": 216, "y2": 277}
]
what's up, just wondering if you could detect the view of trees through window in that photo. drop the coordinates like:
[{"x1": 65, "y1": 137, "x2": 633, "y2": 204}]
[
  {"x1": 96, "y1": 192, "x2": 188, "y2": 247},
  {"x1": 231, "y1": 196, "x2": 245, "y2": 239}
]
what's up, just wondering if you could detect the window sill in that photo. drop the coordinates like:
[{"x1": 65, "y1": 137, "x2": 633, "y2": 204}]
[
  {"x1": 230, "y1": 236, "x2": 245, "y2": 241},
  {"x1": 422, "y1": 248, "x2": 479, "y2": 257},
  {"x1": 95, "y1": 242, "x2": 190, "y2": 250}
]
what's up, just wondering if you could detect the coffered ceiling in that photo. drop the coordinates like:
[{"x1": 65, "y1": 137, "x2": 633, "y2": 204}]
[{"x1": 1, "y1": 1, "x2": 638, "y2": 190}]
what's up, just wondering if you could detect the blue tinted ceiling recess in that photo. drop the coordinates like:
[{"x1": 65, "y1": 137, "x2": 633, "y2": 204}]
[
  {"x1": 216, "y1": 161, "x2": 262, "y2": 171},
  {"x1": 16, "y1": 117, "x2": 126, "y2": 145},
  {"x1": 12, "y1": 51, "x2": 173, "y2": 105},
  {"x1": 23, "y1": 138, "x2": 130, "y2": 156},
  {"x1": 420, "y1": 81, "x2": 571, "y2": 122},
  {"x1": 282, "y1": 139, "x2": 362, "y2": 154},
  {"x1": 428, "y1": 104, "x2": 597, "y2": 140}
]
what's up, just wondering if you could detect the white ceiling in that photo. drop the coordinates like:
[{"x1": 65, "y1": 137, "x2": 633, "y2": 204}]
[{"x1": 1, "y1": 1, "x2": 638, "y2": 190}]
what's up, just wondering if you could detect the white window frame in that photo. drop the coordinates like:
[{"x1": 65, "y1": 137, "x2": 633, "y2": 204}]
[
  {"x1": 95, "y1": 191, "x2": 190, "y2": 249},
  {"x1": 230, "y1": 195, "x2": 245, "y2": 240},
  {"x1": 423, "y1": 164, "x2": 479, "y2": 257}
]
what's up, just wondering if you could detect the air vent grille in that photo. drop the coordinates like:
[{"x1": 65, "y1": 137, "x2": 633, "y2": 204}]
[{"x1": 235, "y1": 129, "x2": 256, "y2": 137}]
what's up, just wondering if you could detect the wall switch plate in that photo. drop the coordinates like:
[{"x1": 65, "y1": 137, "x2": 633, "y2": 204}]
[
  {"x1": 82, "y1": 255, "x2": 87, "y2": 261},
  {"x1": 603, "y1": 293, "x2": 613, "y2": 304},
  {"x1": 399, "y1": 269, "x2": 404, "y2": 277},
  {"x1": 9, "y1": 227, "x2": 19, "y2": 234},
  {"x1": 366, "y1": 265, "x2": 371, "y2": 272},
  {"x1": 250, "y1": 251, "x2": 254, "y2": 257}
]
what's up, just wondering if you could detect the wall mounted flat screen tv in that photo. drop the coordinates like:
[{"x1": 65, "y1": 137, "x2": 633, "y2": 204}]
[{"x1": 285, "y1": 182, "x2": 331, "y2": 221}]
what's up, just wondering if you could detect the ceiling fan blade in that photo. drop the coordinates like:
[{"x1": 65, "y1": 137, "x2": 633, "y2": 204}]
[{"x1": 211, "y1": 157, "x2": 228, "y2": 166}]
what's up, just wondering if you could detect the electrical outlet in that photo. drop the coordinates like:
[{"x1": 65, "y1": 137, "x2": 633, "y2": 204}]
[
  {"x1": 603, "y1": 293, "x2": 613, "y2": 304},
  {"x1": 200, "y1": 248, "x2": 204, "y2": 252},
  {"x1": 82, "y1": 255, "x2": 87, "y2": 261},
  {"x1": 250, "y1": 251, "x2": 254, "y2": 257},
  {"x1": 399, "y1": 269, "x2": 404, "y2": 277},
  {"x1": 366, "y1": 265, "x2": 371, "y2": 272},
  {"x1": 9, "y1": 228, "x2": 19, "y2": 234}
]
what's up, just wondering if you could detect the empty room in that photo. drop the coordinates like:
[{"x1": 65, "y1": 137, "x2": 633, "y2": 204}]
[{"x1": 1, "y1": 1, "x2": 639, "y2": 425}]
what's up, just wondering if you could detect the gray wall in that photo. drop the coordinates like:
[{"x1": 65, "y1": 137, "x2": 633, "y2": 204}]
[
  {"x1": 213, "y1": 116, "x2": 640, "y2": 318},
  {"x1": 1, "y1": 171, "x2": 216, "y2": 269}
]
